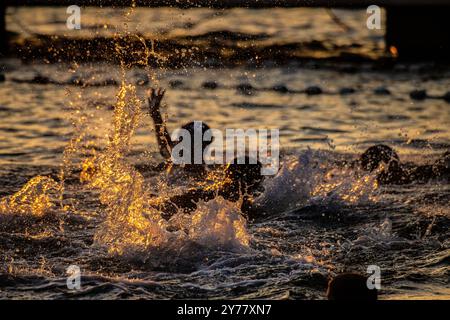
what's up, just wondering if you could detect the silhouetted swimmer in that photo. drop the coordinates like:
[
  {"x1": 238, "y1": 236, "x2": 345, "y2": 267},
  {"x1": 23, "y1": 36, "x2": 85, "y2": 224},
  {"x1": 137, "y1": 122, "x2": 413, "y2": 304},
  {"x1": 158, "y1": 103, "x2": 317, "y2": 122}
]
[
  {"x1": 327, "y1": 273, "x2": 378, "y2": 301},
  {"x1": 360, "y1": 144, "x2": 400, "y2": 172},
  {"x1": 174, "y1": 121, "x2": 214, "y2": 174},
  {"x1": 147, "y1": 88, "x2": 214, "y2": 180},
  {"x1": 359, "y1": 144, "x2": 410, "y2": 184},
  {"x1": 220, "y1": 158, "x2": 264, "y2": 204},
  {"x1": 157, "y1": 157, "x2": 265, "y2": 220},
  {"x1": 408, "y1": 157, "x2": 450, "y2": 183},
  {"x1": 359, "y1": 144, "x2": 450, "y2": 184},
  {"x1": 360, "y1": 144, "x2": 408, "y2": 184},
  {"x1": 409, "y1": 151, "x2": 449, "y2": 183},
  {"x1": 0, "y1": 74, "x2": 5, "y2": 82}
]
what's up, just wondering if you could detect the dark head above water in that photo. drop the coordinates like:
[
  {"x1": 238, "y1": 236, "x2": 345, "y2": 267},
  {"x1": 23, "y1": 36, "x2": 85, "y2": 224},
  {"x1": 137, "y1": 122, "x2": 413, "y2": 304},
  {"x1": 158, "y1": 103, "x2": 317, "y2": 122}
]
[
  {"x1": 359, "y1": 145, "x2": 450, "y2": 184},
  {"x1": 327, "y1": 273, "x2": 378, "y2": 301},
  {"x1": 180, "y1": 121, "x2": 213, "y2": 147},
  {"x1": 360, "y1": 144, "x2": 400, "y2": 172},
  {"x1": 175, "y1": 121, "x2": 213, "y2": 166}
]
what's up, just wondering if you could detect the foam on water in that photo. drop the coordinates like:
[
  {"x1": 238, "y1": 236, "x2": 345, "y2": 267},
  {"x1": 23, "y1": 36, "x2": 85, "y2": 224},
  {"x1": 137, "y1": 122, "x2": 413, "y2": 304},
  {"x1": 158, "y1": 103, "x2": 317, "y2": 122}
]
[
  {"x1": 254, "y1": 148, "x2": 380, "y2": 215},
  {"x1": 185, "y1": 197, "x2": 249, "y2": 249}
]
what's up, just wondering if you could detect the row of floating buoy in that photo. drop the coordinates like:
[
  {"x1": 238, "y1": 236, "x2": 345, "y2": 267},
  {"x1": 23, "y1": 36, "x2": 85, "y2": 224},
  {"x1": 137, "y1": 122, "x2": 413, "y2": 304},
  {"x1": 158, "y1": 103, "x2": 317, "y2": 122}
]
[
  {"x1": 197, "y1": 80, "x2": 450, "y2": 102},
  {"x1": 1, "y1": 73, "x2": 449, "y2": 103},
  {"x1": 7, "y1": 74, "x2": 120, "y2": 87}
]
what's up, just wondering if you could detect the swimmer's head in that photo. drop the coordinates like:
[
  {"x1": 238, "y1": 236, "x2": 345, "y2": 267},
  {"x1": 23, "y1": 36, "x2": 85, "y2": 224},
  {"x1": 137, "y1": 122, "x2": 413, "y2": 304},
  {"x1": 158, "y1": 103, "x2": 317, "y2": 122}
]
[
  {"x1": 173, "y1": 121, "x2": 213, "y2": 165},
  {"x1": 221, "y1": 157, "x2": 264, "y2": 201},
  {"x1": 360, "y1": 144, "x2": 400, "y2": 172},
  {"x1": 179, "y1": 121, "x2": 213, "y2": 148},
  {"x1": 327, "y1": 273, "x2": 378, "y2": 301}
]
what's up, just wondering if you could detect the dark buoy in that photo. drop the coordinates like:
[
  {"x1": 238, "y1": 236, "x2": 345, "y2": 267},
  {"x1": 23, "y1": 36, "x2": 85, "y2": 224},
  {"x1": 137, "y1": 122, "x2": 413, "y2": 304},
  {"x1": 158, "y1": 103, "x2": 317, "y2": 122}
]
[
  {"x1": 442, "y1": 91, "x2": 450, "y2": 103},
  {"x1": 305, "y1": 85, "x2": 322, "y2": 95},
  {"x1": 409, "y1": 89, "x2": 427, "y2": 100},
  {"x1": 169, "y1": 79, "x2": 184, "y2": 89},
  {"x1": 103, "y1": 78, "x2": 117, "y2": 86},
  {"x1": 339, "y1": 87, "x2": 356, "y2": 95},
  {"x1": 202, "y1": 81, "x2": 219, "y2": 90},
  {"x1": 68, "y1": 75, "x2": 84, "y2": 86},
  {"x1": 236, "y1": 83, "x2": 255, "y2": 96},
  {"x1": 272, "y1": 84, "x2": 289, "y2": 93},
  {"x1": 31, "y1": 75, "x2": 52, "y2": 85},
  {"x1": 135, "y1": 75, "x2": 149, "y2": 86},
  {"x1": 327, "y1": 273, "x2": 378, "y2": 301},
  {"x1": 374, "y1": 86, "x2": 391, "y2": 95}
]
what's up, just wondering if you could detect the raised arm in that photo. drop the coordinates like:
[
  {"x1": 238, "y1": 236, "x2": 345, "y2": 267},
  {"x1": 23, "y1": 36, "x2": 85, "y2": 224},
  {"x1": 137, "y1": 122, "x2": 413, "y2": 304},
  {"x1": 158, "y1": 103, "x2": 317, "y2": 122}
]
[{"x1": 147, "y1": 88, "x2": 173, "y2": 160}]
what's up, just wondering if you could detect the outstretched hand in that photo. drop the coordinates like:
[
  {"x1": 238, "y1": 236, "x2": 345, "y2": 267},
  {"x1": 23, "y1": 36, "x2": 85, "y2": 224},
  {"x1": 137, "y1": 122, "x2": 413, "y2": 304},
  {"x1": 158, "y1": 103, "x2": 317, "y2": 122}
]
[{"x1": 147, "y1": 88, "x2": 166, "y2": 117}]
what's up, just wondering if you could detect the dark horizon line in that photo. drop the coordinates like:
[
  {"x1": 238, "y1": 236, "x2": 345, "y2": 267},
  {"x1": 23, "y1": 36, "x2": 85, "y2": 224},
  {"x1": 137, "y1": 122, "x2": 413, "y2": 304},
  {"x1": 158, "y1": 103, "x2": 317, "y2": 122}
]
[{"x1": 5, "y1": 0, "x2": 450, "y2": 9}]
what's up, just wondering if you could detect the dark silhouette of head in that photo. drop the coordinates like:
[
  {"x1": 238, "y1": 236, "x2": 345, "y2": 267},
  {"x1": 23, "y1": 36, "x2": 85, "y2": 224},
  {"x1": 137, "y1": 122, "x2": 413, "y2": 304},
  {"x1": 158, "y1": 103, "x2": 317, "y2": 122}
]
[
  {"x1": 360, "y1": 144, "x2": 400, "y2": 172},
  {"x1": 175, "y1": 121, "x2": 213, "y2": 165},
  {"x1": 180, "y1": 121, "x2": 213, "y2": 148},
  {"x1": 327, "y1": 273, "x2": 378, "y2": 301},
  {"x1": 220, "y1": 156, "x2": 264, "y2": 201}
]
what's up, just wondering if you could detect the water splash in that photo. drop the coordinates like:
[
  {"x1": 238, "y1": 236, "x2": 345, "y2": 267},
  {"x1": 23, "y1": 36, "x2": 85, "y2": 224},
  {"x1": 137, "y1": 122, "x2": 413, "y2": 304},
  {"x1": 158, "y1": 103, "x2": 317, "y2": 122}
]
[
  {"x1": 255, "y1": 149, "x2": 380, "y2": 214},
  {"x1": 310, "y1": 166, "x2": 379, "y2": 205},
  {"x1": 78, "y1": 82, "x2": 165, "y2": 253},
  {"x1": 77, "y1": 81, "x2": 250, "y2": 258},
  {"x1": 0, "y1": 176, "x2": 59, "y2": 217},
  {"x1": 180, "y1": 197, "x2": 249, "y2": 249}
]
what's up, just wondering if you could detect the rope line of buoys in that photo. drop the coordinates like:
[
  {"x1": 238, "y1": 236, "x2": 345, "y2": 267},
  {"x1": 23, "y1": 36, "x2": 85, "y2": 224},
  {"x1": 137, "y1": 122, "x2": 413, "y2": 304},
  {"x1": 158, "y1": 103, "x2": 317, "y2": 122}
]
[{"x1": 2, "y1": 72, "x2": 449, "y2": 103}]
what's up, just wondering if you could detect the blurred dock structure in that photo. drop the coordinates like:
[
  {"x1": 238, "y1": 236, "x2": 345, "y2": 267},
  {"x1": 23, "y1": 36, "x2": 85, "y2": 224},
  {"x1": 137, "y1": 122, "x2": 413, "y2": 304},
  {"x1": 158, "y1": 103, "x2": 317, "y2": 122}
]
[{"x1": 1, "y1": 0, "x2": 450, "y2": 59}]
